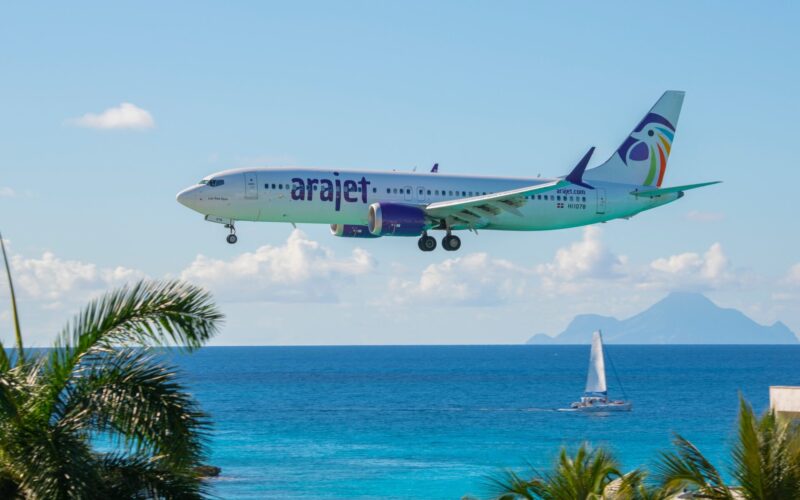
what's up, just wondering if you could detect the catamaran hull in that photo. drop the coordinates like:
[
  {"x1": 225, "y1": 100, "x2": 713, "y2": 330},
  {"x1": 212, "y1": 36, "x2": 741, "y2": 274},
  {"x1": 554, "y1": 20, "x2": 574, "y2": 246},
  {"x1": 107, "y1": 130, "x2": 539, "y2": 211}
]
[{"x1": 558, "y1": 402, "x2": 632, "y2": 413}]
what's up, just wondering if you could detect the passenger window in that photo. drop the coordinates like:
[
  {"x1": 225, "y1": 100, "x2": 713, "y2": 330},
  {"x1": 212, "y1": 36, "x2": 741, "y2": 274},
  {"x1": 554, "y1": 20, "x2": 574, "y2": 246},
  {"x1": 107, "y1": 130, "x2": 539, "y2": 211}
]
[
  {"x1": 462, "y1": 191, "x2": 466, "y2": 196},
  {"x1": 406, "y1": 189, "x2": 411, "y2": 194},
  {"x1": 373, "y1": 188, "x2": 377, "y2": 193},
  {"x1": 393, "y1": 188, "x2": 398, "y2": 194}
]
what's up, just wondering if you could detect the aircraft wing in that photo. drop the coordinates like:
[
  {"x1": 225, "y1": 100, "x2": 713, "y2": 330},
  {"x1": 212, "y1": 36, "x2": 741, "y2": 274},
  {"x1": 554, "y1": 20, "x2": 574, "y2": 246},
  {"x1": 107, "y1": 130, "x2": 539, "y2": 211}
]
[
  {"x1": 423, "y1": 147, "x2": 592, "y2": 227},
  {"x1": 424, "y1": 179, "x2": 567, "y2": 226}
]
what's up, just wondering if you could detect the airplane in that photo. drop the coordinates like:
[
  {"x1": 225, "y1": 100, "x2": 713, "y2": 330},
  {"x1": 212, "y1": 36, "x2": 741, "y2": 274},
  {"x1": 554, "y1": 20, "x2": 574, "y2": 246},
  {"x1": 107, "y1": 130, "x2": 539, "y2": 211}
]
[{"x1": 177, "y1": 91, "x2": 719, "y2": 252}]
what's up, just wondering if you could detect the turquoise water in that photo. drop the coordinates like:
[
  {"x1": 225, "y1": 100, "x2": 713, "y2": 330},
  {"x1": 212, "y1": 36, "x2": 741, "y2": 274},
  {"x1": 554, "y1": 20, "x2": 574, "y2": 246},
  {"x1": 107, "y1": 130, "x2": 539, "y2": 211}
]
[{"x1": 173, "y1": 345, "x2": 800, "y2": 499}]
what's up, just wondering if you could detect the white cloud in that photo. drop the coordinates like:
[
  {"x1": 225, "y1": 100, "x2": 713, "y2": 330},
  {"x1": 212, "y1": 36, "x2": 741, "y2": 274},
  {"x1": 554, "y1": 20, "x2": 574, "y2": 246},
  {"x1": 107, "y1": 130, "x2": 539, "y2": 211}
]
[
  {"x1": 0, "y1": 187, "x2": 15, "y2": 198},
  {"x1": 180, "y1": 230, "x2": 375, "y2": 303},
  {"x1": 387, "y1": 229, "x2": 745, "y2": 309},
  {"x1": 786, "y1": 263, "x2": 800, "y2": 286},
  {"x1": 71, "y1": 103, "x2": 155, "y2": 130},
  {"x1": 536, "y1": 227, "x2": 628, "y2": 293},
  {"x1": 645, "y1": 242, "x2": 736, "y2": 291},
  {"x1": 685, "y1": 210, "x2": 725, "y2": 223},
  {"x1": 389, "y1": 253, "x2": 529, "y2": 306},
  {"x1": 9, "y1": 252, "x2": 145, "y2": 306}
]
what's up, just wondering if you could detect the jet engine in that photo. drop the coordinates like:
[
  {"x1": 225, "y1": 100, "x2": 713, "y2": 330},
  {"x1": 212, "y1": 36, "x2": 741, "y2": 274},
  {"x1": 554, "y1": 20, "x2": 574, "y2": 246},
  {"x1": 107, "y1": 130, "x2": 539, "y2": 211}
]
[
  {"x1": 368, "y1": 203, "x2": 427, "y2": 236},
  {"x1": 330, "y1": 224, "x2": 381, "y2": 238}
]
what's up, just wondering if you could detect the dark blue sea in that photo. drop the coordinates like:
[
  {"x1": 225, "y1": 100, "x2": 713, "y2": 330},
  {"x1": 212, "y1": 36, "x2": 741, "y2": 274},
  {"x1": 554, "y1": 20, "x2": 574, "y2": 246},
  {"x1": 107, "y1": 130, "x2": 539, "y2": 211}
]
[{"x1": 173, "y1": 345, "x2": 800, "y2": 499}]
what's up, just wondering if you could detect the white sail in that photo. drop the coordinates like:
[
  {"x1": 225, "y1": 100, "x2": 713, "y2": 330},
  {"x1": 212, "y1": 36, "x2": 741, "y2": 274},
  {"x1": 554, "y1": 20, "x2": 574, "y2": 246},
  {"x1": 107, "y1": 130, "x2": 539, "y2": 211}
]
[{"x1": 584, "y1": 331, "x2": 607, "y2": 396}]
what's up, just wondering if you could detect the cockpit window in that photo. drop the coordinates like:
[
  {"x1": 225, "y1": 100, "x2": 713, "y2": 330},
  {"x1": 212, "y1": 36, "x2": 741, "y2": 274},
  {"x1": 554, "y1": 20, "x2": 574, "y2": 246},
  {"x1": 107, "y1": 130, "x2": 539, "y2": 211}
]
[
  {"x1": 208, "y1": 179, "x2": 225, "y2": 187},
  {"x1": 199, "y1": 179, "x2": 209, "y2": 185}
]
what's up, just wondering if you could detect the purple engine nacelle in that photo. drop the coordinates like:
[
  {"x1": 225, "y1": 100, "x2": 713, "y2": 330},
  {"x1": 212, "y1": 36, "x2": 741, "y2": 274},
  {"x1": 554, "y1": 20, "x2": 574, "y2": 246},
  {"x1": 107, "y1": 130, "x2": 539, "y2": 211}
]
[
  {"x1": 330, "y1": 224, "x2": 381, "y2": 238},
  {"x1": 368, "y1": 203, "x2": 427, "y2": 236}
]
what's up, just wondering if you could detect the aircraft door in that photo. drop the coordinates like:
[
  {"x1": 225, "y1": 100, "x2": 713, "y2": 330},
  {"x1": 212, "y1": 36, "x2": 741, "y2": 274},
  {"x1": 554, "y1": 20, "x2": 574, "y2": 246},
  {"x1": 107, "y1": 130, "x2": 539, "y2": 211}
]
[
  {"x1": 596, "y1": 189, "x2": 607, "y2": 214},
  {"x1": 404, "y1": 185, "x2": 413, "y2": 201},
  {"x1": 244, "y1": 173, "x2": 258, "y2": 200}
]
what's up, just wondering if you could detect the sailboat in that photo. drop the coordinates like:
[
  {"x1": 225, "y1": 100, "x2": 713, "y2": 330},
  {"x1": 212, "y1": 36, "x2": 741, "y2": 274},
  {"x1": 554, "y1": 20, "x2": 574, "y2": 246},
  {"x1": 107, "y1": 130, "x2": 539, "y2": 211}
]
[{"x1": 561, "y1": 330, "x2": 631, "y2": 412}]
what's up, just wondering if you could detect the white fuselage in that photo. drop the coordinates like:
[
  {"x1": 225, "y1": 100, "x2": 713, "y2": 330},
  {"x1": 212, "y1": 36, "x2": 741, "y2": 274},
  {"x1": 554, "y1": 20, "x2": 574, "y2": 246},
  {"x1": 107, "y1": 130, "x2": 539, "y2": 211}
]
[{"x1": 177, "y1": 167, "x2": 679, "y2": 232}]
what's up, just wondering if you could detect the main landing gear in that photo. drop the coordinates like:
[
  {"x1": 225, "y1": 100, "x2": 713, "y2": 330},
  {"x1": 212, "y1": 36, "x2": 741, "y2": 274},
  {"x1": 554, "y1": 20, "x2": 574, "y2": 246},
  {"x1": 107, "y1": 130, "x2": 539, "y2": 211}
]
[
  {"x1": 225, "y1": 223, "x2": 238, "y2": 244},
  {"x1": 417, "y1": 232, "x2": 437, "y2": 252},
  {"x1": 442, "y1": 234, "x2": 461, "y2": 252},
  {"x1": 417, "y1": 231, "x2": 461, "y2": 252}
]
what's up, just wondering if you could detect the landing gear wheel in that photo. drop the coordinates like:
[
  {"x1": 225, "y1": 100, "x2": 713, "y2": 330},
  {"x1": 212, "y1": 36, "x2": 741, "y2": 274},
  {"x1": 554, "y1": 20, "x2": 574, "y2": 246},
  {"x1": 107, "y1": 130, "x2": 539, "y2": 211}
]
[
  {"x1": 224, "y1": 222, "x2": 237, "y2": 244},
  {"x1": 417, "y1": 234, "x2": 437, "y2": 252},
  {"x1": 442, "y1": 235, "x2": 461, "y2": 251}
]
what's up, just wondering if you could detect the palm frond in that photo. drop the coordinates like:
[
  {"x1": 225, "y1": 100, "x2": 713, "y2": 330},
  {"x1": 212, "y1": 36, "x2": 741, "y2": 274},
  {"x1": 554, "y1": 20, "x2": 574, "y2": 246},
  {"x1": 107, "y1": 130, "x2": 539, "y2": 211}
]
[
  {"x1": 0, "y1": 371, "x2": 21, "y2": 422},
  {"x1": 731, "y1": 396, "x2": 800, "y2": 499},
  {"x1": 485, "y1": 468, "x2": 538, "y2": 499},
  {"x1": 62, "y1": 348, "x2": 210, "y2": 468},
  {"x1": 94, "y1": 452, "x2": 207, "y2": 499},
  {"x1": 486, "y1": 444, "x2": 625, "y2": 500},
  {"x1": 0, "y1": 233, "x2": 22, "y2": 366},
  {"x1": 609, "y1": 469, "x2": 647, "y2": 500},
  {"x1": 654, "y1": 434, "x2": 733, "y2": 499},
  {"x1": 0, "y1": 277, "x2": 220, "y2": 498},
  {"x1": 43, "y1": 280, "x2": 222, "y2": 412},
  {"x1": 12, "y1": 417, "x2": 99, "y2": 499},
  {"x1": 731, "y1": 397, "x2": 764, "y2": 497}
]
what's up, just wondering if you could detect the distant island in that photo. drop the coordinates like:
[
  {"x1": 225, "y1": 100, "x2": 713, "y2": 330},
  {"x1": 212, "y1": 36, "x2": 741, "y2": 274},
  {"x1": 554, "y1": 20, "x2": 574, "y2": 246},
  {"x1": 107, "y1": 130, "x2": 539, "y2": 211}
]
[{"x1": 527, "y1": 292, "x2": 798, "y2": 344}]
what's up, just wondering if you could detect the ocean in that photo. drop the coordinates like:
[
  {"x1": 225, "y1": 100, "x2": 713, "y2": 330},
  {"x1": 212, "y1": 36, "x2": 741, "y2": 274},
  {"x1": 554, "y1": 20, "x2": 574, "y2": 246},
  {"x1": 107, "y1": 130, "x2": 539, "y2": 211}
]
[{"x1": 173, "y1": 345, "x2": 800, "y2": 499}]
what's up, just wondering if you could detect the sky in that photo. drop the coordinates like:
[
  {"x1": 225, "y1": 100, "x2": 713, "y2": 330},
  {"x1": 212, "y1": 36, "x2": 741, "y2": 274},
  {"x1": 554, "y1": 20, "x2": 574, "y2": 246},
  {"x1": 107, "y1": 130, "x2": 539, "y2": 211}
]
[{"x1": 1, "y1": 1, "x2": 799, "y2": 346}]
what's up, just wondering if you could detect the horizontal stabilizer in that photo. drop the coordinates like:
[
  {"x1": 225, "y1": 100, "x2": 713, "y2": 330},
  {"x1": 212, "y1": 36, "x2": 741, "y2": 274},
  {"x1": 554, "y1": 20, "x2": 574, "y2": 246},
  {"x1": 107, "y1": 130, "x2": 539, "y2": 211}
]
[{"x1": 631, "y1": 181, "x2": 721, "y2": 198}]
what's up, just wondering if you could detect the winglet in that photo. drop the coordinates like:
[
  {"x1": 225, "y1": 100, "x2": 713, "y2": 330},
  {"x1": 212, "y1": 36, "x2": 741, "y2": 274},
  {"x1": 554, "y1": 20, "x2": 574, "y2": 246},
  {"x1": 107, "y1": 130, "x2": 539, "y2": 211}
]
[
  {"x1": 431, "y1": 163, "x2": 439, "y2": 173},
  {"x1": 565, "y1": 147, "x2": 595, "y2": 190}
]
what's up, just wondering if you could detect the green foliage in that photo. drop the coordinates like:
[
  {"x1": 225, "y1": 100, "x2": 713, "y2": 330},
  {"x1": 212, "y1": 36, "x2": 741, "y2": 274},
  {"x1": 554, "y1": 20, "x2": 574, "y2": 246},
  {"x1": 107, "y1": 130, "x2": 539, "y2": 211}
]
[
  {"x1": 655, "y1": 396, "x2": 800, "y2": 499},
  {"x1": 0, "y1": 241, "x2": 223, "y2": 500},
  {"x1": 481, "y1": 397, "x2": 800, "y2": 500},
  {"x1": 485, "y1": 443, "x2": 644, "y2": 500}
]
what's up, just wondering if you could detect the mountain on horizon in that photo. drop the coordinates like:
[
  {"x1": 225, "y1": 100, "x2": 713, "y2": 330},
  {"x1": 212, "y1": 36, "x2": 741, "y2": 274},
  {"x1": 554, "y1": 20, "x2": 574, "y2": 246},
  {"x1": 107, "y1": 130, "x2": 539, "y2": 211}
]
[{"x1": 527, "y1": 292, "x2": 798, "y2": 344}]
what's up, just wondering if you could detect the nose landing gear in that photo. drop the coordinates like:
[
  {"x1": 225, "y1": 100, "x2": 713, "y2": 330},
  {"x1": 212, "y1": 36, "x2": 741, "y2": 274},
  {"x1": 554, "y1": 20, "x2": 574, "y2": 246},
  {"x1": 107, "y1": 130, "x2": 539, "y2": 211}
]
[{"x1": 225, "y1": 223, "x2": 238, "y2": 244}]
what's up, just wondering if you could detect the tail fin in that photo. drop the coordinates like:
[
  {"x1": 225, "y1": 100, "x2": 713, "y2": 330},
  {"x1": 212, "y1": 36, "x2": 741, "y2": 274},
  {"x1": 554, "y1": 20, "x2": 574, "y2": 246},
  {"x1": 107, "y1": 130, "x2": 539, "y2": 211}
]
[{"x1": 584, "y1": 91, "x2": 685, "y2": 187}]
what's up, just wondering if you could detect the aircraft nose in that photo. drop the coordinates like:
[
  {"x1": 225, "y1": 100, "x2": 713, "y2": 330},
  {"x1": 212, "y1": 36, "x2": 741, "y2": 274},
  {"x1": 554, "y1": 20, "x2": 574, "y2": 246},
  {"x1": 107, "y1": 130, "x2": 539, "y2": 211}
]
[{"x1": 176, "y1": 186, "x2": 199, "y2": 209}]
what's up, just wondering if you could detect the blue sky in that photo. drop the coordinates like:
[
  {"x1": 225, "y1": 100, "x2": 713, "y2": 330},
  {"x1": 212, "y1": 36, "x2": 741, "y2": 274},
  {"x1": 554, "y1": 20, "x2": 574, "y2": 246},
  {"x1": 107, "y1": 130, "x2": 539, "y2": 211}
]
[{"x1": 1, "y1": 2, "x2": 799, "y2": 345}]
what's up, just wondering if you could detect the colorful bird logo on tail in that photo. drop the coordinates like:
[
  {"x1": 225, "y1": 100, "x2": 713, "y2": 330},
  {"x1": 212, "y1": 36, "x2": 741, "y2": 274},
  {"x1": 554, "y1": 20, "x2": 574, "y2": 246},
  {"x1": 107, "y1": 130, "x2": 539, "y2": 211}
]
[{"x1": 616, "y1": 113, "x2": 675, "y2": 187}]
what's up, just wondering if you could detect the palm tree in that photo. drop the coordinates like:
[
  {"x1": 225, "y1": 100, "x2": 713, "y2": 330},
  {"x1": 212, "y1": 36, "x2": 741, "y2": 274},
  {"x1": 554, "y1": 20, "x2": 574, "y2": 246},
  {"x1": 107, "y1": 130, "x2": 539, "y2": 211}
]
[
  {"x1": 0, "y1": 233, "x2": 224, "y2": 498},
  {"x1": 484, "y1": 443, "x2": 648, "y2": 500},
  {"x1": 654, "y1": 397, "x2": 800, "y2": 499}
]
